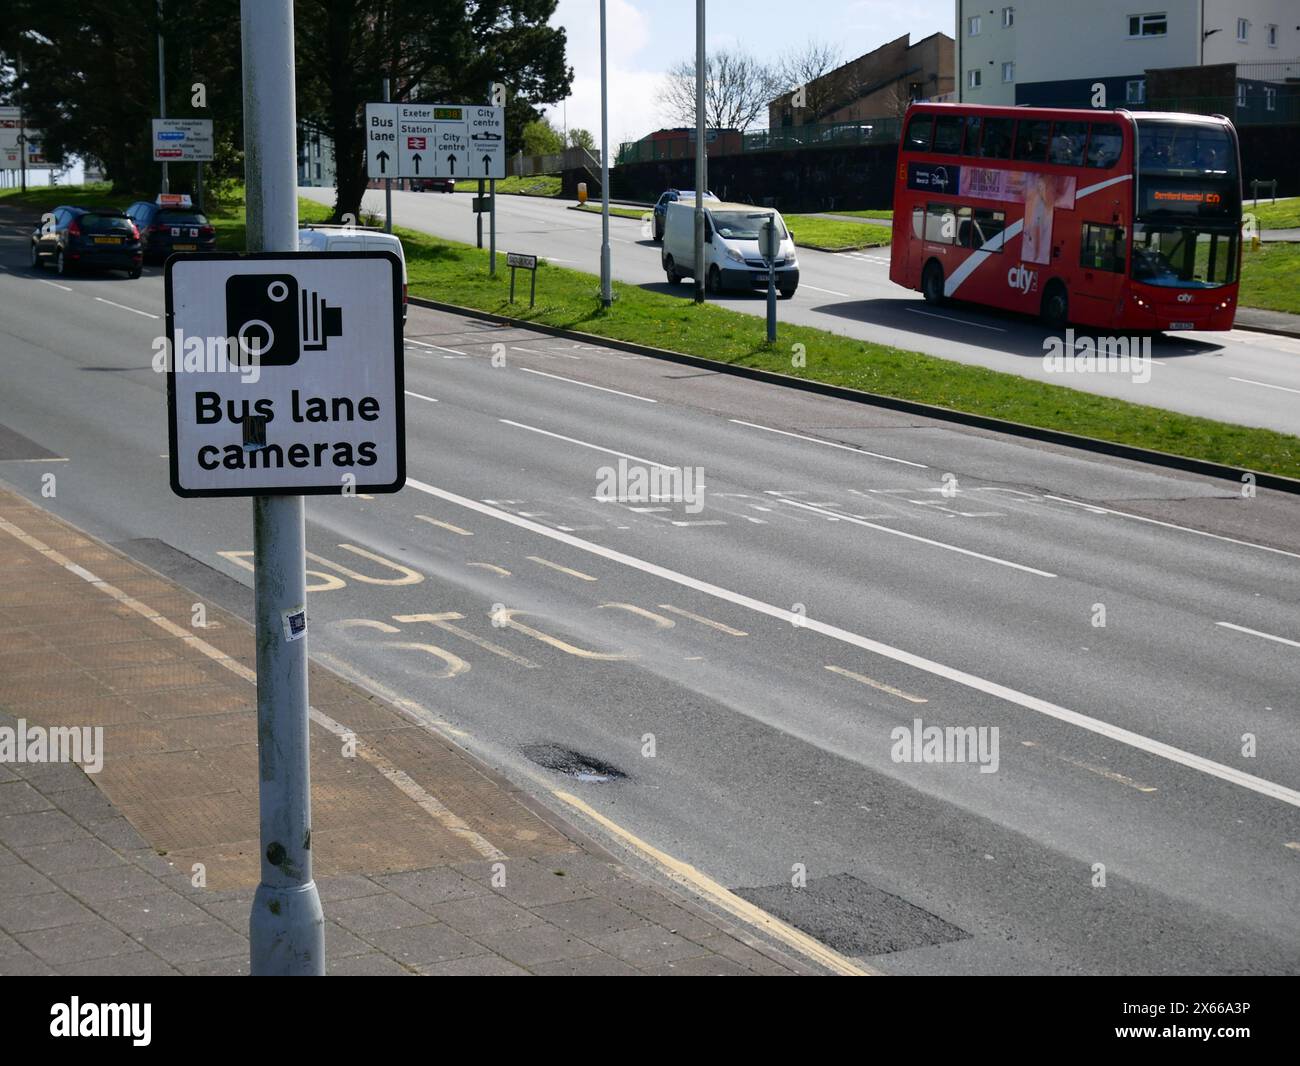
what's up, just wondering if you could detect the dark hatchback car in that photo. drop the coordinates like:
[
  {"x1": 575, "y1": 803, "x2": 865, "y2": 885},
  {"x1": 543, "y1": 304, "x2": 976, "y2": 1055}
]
[
  {"x1": 30, "y1": 206, "x2": 143, "y2": 278},
  {"x1": 651, "y1": 188, "x2": 717, "y2": 240},
  {"x1": 124, "y1": 200, "x2": 217, "y2": 262}
]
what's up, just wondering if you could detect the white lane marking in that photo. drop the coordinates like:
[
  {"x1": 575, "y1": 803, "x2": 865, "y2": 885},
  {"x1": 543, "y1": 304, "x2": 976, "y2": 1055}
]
[
  {"x1": 1229, "y1": 376, "x2": 1300, "y2": 396},
  {"x1": 775, "y1": 496, "x2": 1056, "y2": 577},
  {"x1": 94, "y1": 296, "x2": 159, "y2": 319},
  {"x1": 407, "y1": 339, "x2": 468, "y2": 355},
  {"x1": 1216, "y1": 621, "x2": 1300, "y2": 649},
  {"x1": 403, "y1": 479, "x2": 1300, "y2": 811},
  {"x1": 519, "y1": 366, "x2": 657, "y2": 403},
  {"x1": 405, "y1": 390, "x2": 439, "y2": 403},
  {"x1": 1043, "y1": 496, "x2": 1300, "y2": 561},
  {"x1": 825, "y1": 663, "x2": 927, "y2": 703},
  {"x1": 905, "y1": 307, "x2": 1007, "y2": 332},
  {"x1": 729, "y1": 420, "x2": 927, "y2": 468},
  {"x1": 541, "y1": 256, "x2": 575, "y2": 263},
  {"x1": 498, "y1": 418, "x2": 674, "y2": 469},
  {"x1": 34, "y1": 278, "x2": 73, "y2": 292},
  {"x1": 801, "y1": 284, "x2": 852, "y2": 297}
]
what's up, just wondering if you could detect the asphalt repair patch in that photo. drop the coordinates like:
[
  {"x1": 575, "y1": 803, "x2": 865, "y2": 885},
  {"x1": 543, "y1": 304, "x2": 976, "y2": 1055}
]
[
  {"x1": 0, "y1": 422, "x2": 60, "y2": 462},
  {"x1": 735, "y1": 872, "x2": 969, "y2": 956}
]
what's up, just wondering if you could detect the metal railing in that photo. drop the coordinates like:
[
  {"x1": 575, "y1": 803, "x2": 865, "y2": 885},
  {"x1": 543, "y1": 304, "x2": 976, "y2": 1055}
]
[
  {"x1": 509, "y1": 145, "x2": 601, "y2": 177},
  {"x1": 616, "y1": 117, "x2": 902, "y2": 165}
]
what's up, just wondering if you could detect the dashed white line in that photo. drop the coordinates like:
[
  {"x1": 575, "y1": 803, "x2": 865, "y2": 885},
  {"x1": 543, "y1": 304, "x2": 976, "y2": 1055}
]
[
  {"x1": 904, "y1": 307, "x2": 1007, "y2": 332},
  {"x1": 800, "y1": 284, "x2": 852, "y2": 298},
  {"x1": 774, "y1": 496, "x2": 1057, "y2": 577},
  {"x1": 1043, "y1": 496, "x2": 1300, "y2": 561},
  {"x1": 1229, "y1": 376, "x2": 1300, "y2": 396},
  {"x1": 498, "y1": 418, "x2": 674, "y2": 469},
  {"x1": 405, "y1": 390, "x2": 439, "y2": 403},
  {"x1": 1215, "y1": 621, "x2": 1300, "y2": 649},
  {"x1": 729, "y1": 419, "x2": 927, "y2": 468},
  {"x1": 519, "y1": 367, "x2": 656, "y2": 403},
  {"x1": 407, "y1": 339, "x2": 468, "y2": 355},
  {"x1": 34, "y1": 278, "x2": 73, "y2": 292},
  {"x1": 94, "y1": 296, "x2": 159, "y2": 319},
  {"x1": 402, "y1": 479, "x2": 1300, "y2": 811}
]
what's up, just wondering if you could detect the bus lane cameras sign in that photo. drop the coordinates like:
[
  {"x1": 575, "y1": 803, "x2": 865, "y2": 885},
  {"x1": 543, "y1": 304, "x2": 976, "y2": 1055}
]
[{"x1": 164, "y1": 252, "x2": 406, "y2": 497}]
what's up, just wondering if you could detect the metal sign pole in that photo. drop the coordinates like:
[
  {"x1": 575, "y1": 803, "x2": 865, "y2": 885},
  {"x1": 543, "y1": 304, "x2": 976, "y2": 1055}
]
[
  {"x1": 477, "y1": 178, "x2": 484, "y2": 248},
  {"x1": 693, "y1": 0, "x2": 706, "y2": 303},
  {"x1": 598, "y1": 0, "x2": 612, "y2": 307},
  {"x1": 489, "y1": 178, "x2": 496, "y2": 275},
  {"x1": 383, "y1": 79, "x2": 392, "y2": 233},
  {"x1": 157, "y1": 0, "x2": 168, "y2": 194},
  {"x1": 240, "y1": 0, "x2": 325, "y2": 977}
]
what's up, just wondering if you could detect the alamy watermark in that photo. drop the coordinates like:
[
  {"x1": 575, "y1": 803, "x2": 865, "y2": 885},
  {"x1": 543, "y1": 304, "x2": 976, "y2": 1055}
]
[
  {"x1": 595, "y1": 458, "x2": 705, "y2": 514},
  {"x1": 891, "y1": 717, "x2": 999, "y2": 774},
  {"x1": 0, "y1": 719, "x2": 103, "y2": 774},
  {"x1": 1043, "y1": 329, "x2": 1151, "y2": 384}
]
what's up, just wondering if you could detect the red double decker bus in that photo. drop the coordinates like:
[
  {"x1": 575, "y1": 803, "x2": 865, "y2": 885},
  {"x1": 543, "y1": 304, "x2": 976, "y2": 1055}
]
[{"x1": 889, "y1": 102, "x2": 1242, "y2": 331}]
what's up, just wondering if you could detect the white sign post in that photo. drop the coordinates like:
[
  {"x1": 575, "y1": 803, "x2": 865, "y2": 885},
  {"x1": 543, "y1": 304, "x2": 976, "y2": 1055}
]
[
  {"x1": 165, "y1": 251, "x2": 406, "y2": 497},
  {"x1": 152, "y1": 118, "x2": 215, "y2": 162}
]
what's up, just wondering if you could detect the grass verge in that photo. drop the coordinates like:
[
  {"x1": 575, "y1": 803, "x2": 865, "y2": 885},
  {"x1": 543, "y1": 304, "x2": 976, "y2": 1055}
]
[
  {"x1": 573, "y1": 202, "x2": 646, "y2": 221},
  {"x1": 1246, "y1": 196, "x2": 1300, "y2": 231},
  {"x1": 454, "y1": 175, "x2": 561, "y2": 197},
  {"x1": 831, "y1": 208, "x2": 894, "y2": 220},
  {"x1": 783, "y1": 214, "x2": 892, "y2": 252},
  {"x1": 1238, "y1": 243, "x2": 1300, "y2": 316}
]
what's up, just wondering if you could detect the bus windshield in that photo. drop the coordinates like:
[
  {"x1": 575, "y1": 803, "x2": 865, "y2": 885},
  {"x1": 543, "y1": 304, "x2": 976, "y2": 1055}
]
[
  {"x1": 1135, "y1": 120, "x2": 1235, "y2": 178},
  {"x1": 1131, "y1": 223, "x2": 1238, "y2": 288}
]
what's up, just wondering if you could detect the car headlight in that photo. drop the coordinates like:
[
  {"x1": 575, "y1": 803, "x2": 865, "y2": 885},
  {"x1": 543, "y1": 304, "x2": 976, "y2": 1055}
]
[{"x1": 725, "y1": 246, "x2": 745, "y2": 263}]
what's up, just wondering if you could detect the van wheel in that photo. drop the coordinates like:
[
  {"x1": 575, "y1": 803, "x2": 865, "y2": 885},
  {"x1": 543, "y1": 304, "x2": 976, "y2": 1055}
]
[
  {"x1": 706, "y1": 265, "x2": 721, "y2": 294},
  {"x1": 921, "y1": 260, "x2": 944, "y2": 304},
  {"x1": 1041, "y1": 281, "x2": 1069, "y2": 328},
  {"x1": 779, "y1": 286, "x2": 797, "y2": 299},
  {"x1": 663, "y1": 255, "x2": 681, "y2": 284},
  {"x1": 653, "y1": 218, "x2": 663, "y2": 241}
]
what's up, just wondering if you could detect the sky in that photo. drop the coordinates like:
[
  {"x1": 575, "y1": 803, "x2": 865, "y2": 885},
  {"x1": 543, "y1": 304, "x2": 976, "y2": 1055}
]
[{"x1": 543, "y1": 0, "x2": 954, "y2": 152}]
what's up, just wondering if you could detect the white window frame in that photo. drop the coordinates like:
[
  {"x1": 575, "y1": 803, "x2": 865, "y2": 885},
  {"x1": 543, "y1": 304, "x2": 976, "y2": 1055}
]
[
  {"x1": 1002, "y1": 7, "x2": 1014, "y2": 28},
  {"x1": 1126, "y1": 78, "x2": 1147, "y2": 104},
  {"x1": 968, "y1": 69, "x2": 982, "y2": 89},
  {"x1": 1128, "y1": 12, "x2": 1168, "y2": 38},
  {"x1": 1002, "y1": 62, "x2": 1015, "y2": 83},
  {"x1": 969, "y1": 15, "x2": 982, "y2": 36},
  {"x1": 1266, "y1": 24, "x2": 1277, "y2": 48},
  {"x1": 1265, "y1": 87, "x2": 1277, "y2": 112},
  {"x1": 1236, "y1": 18, "x2": 1249, "y2": 42},
  {"x1": 1237, "y1": 82, "x2": 1247, "y2": 107}
]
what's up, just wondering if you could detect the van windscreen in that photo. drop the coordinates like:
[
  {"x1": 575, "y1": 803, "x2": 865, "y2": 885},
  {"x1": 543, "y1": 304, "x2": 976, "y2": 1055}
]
[{"x1": 710, "y1": 211, "x2": 786, "y2": 240}]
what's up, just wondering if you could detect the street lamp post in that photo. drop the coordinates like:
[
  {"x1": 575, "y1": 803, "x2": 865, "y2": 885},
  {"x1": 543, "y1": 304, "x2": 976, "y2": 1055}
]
[
  {"x1": 598, "y1": 0, "x2": 612, "y2": 308},
  {"x1": 694, "y1": 0, "x2": 706, "y2": 302}
]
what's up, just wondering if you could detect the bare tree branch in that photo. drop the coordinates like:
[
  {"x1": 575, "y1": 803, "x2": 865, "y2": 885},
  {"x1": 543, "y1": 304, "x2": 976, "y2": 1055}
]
[{"x1": 657, "y1": 46, "x2": 782, "y2": 132}]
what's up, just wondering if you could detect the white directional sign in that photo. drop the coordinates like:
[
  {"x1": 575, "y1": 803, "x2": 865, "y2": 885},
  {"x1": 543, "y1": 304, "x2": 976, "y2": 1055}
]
[
  {"x1": 0, "y1": 107, "x2": 22, "y2": 152},
  {"x1": 165, "y1": 252, "x2": 406, "y2": 497},
  {"x1": 0, "y1": 107, "x2": 52, "y2": 169},
  {"x1": 152, "y1": 118, "x2": 214, "y2": 162},
  {"x1": 466, "y1": 105, "x2": 505, "y2": 179},
  {"x1": 365, "y1": 102, "x2": 504, "y2": 179}
]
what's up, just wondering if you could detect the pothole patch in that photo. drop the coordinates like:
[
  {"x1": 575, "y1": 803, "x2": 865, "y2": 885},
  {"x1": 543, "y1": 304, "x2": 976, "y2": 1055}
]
[
  {"x1": 521, "y1": 743, "x2": 627, "y2": 783},
  {"x1": 735, "y1": 872, "x2": 969, "y2": 956}
]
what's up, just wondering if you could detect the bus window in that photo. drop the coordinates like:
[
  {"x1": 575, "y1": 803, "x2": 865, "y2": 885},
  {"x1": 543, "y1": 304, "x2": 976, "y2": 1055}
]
[
  {"x1": 933, "y1": 115, "x2": 963, "y2": 154},
  {"x1": 1086, "y1": 123, "x2": 1122, "y2": 168},
  {"x1": 925, "y1": 203, "x2": 956, "y2": 244},
  {"x1": 958, "y1": 207, "x2": 1007, "y2": 250},
  {"x1": 1080, "y1": 222, "x2": 1125, "y2": 272},
  {"x1": 905, "y1": 114, "x2": 934, "y2": 151},
  {"x1": 978, "y1": 118, "x2": 1014, "y2": 159},
  {"x1": 1014, "y1": 120, "x2": 1050, "y2": 162},
  {"x1": 1048, "y1": 121, "x2": 1088, "y2": 166},
  {"x1": 961, "y1": 115, "x2": 983, "y2": 155}
]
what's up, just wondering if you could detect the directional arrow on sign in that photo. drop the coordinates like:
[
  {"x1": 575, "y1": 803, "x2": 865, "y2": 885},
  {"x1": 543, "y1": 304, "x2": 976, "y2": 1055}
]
[
  {"x1": 446, "y1": 153, "x2": 457, "y2": 175},
  {"x1": 376, "y1": 150, "x2": 390, "y2": 174},
  {"x1": 482, "y1": 154, "x2": 492, "y2": 175},
  {"x1": 412, "y1": 153, "x2": 422, "y2": 174}
]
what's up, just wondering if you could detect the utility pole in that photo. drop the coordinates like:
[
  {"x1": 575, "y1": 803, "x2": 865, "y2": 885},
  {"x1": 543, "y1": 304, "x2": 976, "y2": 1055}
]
[
  {"x1": 693, "y1": 0, "x2": 706, "y2": 303},
  {"x1": 17, "y1": 55, "x2": 26, "y2": 195},
  {"x1": 383, "y1": 78, "x2": 392, "y2": 233},
  {"x1": 157, "y1": 0, "x2": 168, "y2": 193},
  {"x1": 488, "y1": 84, "x2": 497, "y2": 276},
  {"x1": 241, "y1": 0, "x2": 325, "y2": 977},
  {"x1": 598, "y1": 0, "x2": 612, "y2": 307}
]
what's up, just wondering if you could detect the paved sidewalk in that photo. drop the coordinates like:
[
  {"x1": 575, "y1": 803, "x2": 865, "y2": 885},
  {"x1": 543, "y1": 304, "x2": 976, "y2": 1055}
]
[{"x1": 0, "y1": 488, "x2": 821, "y2": 975}]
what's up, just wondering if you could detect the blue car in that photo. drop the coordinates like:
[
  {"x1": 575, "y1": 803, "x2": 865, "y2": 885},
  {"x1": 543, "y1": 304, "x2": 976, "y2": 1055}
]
[{"x1": 651, "y1": 189, "x2": 717, "y2": 241}]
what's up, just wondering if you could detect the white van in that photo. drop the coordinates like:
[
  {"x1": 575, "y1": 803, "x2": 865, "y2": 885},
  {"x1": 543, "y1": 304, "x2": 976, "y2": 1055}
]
[
  {"x1": 661, "y1": 200, "x2": 799, "y2": 297},
  {"x1": 298, "y1": 226, "x2": 409, "y2": 324}
]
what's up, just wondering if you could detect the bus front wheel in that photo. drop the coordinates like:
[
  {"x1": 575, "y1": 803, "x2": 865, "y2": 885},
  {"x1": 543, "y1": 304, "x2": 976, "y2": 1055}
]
[
  {"x1": 921, "y1": 261, "x2": 944, "y2": 304},
  {"x1": 1041, "y1": 282, "x2": 1069, "y2": 328}
]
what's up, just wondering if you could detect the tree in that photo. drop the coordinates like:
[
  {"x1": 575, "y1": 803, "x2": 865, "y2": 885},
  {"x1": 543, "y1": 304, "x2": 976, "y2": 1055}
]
[
  {"x1": 1, "y1": 0, "x2": 244, "y2": 195},
  {"x1": 775, "y1": 40, "x2": 849, "y2": 121},
  {"x1": 657, "y1": 47, "x2": 782, "y2": 132},
  {"x1": 296, "y1": 0, "x2": 573, "y2": 221},
  {"x1": 567, "y1": 127, "x2": 595, "y2": 151},
  {"x1": 521, "y1": 117, "x2": 564, "y2": 155}
]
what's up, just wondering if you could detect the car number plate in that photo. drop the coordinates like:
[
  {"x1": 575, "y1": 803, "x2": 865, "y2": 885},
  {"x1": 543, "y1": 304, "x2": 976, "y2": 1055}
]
[
  {"x1": 93, "y1": 236, "x2": 123, "y2": 244},
  {"x1": 174, "y1": 243, "x2": 197, "y2": 251},
  {"x1": 1168, "y1": 321, "x2": 1194, "y2": 330}
]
